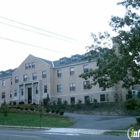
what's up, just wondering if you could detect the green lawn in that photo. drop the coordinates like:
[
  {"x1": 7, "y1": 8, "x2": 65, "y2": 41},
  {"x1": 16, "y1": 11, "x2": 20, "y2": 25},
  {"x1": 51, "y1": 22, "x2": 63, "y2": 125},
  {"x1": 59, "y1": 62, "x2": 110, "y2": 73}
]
[{"x1": 0, "y1": 113, "x2": 74, "y2": 127}]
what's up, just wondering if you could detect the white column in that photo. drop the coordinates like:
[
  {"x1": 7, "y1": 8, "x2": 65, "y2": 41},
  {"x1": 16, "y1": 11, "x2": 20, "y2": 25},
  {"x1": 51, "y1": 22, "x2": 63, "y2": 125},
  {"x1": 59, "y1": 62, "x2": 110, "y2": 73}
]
[
  {"x1": 24, "y1": 84, "x2": 26, "y2": 103},
  {"x1": 32, "y1": 83, "x2": 33, "y2": 104},
  {"x1": 18, "y1": 84, "x2": 20, "y2": 103},
  {"x1": 38, "y1": 81, "x2": 40, "y2": 104}
]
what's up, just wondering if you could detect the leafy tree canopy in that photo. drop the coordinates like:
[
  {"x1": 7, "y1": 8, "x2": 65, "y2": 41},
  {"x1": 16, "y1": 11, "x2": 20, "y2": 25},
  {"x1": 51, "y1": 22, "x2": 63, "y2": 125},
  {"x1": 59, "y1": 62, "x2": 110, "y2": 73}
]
[{"x1": 80, "y1": 0, "x2": 140, "y2": 90}]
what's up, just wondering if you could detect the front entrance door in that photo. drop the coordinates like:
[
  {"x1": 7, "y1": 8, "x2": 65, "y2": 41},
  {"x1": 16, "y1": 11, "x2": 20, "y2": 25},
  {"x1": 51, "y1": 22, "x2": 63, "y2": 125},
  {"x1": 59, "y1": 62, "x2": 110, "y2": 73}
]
[{"x1": 28, "y1": 88, "x2": 32, "y2": 104}]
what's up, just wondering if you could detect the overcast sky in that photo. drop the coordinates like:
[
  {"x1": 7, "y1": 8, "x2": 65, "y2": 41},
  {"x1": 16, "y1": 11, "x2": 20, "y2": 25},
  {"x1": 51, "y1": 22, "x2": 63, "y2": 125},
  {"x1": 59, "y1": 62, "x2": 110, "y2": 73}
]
[{"x1": 0, "y1": 0, "x2": 125, "y2": 71}]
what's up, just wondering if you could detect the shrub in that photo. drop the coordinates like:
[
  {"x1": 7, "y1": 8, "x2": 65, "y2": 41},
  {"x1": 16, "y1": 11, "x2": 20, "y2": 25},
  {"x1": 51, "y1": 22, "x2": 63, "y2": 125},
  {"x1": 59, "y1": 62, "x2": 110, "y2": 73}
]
[
  {"x1": 53, "y1": 101, "x2": 56, "y2": 106},
  {"x1": 114, "y1": 93, "x2": 119, "y2": 102},
  {"x1": 136, "y1": 117, "x2": 140, "y2": 124},
  {"x1": 20, "y1": 107, "x2": 23, "y2": 110},
  {"x1": 51, "y1": 109, "x2": 55, "y2": 113},
  {"x1": 55, "y1": 109, "x2": 60, "y2": 114},
  {"x1": 71, "y1": 102, "x2": 75, "y2": 108},
  {"x1": 126, "y1": 90, "x2": 132, "y2": 99},
  {"x1": 30, "y1": 107, "x2": 34, "y2": 111},
  {"x1": 76, "y1": 100, "x2": 82, "y2": 109},
  {"x1": 85, "y1": 99, "x2": 90, "y2": 106},
  {"x1": 46, "y1": 109, "x2": 50, "y2": 113},
  {"x1": 105, "y1": 94, "x2": 110, "y2": 102},
  {"x1": 63, "y1": 100, "x2": 68, "y2": 106},
  {"x1": 59, "y1": 110, "x2": 64, "y2": 115},
  {"x1": 45, "y1": 94, "x2": 50, "y2": 107},
  {"x1": 19, "y1": 101, "x2": 24, "y2": 105},
  {"x1": 93, "y1": 99, "x2": 98, "y2": 108},
  {"x1": 57, "y1": 99, "x2": 62, "y2": 106},
  {"x1": 16, "y1": 106, "x2": 20, "y2": 109},
  {"x1": 124, "y1": 98, "x2": 138, "y2": 110},
  {"x1": 32, "y1": 102, "x2": 36, "y2": 105},
  {"x1": 25, "y1": 107, "x2": 28, "y2": 111}
]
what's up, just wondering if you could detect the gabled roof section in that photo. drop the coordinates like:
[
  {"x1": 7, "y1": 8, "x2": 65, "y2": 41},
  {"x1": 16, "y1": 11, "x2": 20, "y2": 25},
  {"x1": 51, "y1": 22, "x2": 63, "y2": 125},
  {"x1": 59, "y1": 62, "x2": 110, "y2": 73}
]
[{"x1": 37, "y1": 57, "x2": 53, "y2": 67}]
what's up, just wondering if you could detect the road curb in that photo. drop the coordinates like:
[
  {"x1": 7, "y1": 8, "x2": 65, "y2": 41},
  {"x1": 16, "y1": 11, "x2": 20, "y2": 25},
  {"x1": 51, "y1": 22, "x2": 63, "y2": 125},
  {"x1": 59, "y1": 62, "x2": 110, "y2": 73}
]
[{"x1": 0, "y1": 125, "x2": 50, "y2": 130}]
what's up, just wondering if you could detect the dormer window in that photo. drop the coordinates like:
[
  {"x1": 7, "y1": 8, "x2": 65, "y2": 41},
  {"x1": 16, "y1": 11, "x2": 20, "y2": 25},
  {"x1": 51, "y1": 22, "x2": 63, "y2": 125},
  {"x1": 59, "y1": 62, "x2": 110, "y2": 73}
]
[
  {"x1": 85, "y1": 52, "x2": 91, "y2": 57},
  {"x1": 72, "y1": 56, "x2": 78, "y2": 62},
  {"x1": 6, "y1": 71, "x2": 9, "y2": 76},
  {"x1": 60, "y1": 59, "x2": 65, "y2": 64}
]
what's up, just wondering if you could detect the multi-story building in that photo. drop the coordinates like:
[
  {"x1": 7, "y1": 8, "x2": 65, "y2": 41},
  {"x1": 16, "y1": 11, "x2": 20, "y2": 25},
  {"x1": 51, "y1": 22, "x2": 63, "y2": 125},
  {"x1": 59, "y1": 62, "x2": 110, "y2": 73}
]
[{"x1": 0, "y1": 52, "x2": 127, "y2": 106}]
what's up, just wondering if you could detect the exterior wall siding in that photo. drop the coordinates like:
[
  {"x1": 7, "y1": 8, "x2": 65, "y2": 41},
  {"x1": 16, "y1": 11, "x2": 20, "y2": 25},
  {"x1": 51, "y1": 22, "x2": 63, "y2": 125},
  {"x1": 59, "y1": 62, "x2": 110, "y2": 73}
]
[{"x1": 0, "y1": 54, "x2": 127, "y2": 106}]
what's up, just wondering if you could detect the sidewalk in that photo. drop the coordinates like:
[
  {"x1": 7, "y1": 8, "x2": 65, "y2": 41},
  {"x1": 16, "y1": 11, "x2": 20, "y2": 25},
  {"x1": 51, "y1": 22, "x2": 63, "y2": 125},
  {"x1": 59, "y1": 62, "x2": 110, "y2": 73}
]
[
  {"x1": 45, "y1": 128, "x2": 107, "y2": 135},
  {"x1": 0, "y1": 125, "x2": 108, "y2": 135}
]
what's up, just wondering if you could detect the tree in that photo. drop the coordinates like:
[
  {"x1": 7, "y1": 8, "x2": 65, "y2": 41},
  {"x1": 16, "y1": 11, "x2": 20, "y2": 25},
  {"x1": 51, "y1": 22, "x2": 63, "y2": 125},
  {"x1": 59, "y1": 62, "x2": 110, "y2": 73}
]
[
  {"x1": 1, "y1": 100, "x2": 9, "y2": 126},
  {"x1": 38, "y1": 104, "x2": 45, "y2": 129},
  {"x1": 80, "y1": 0, "x2": 140, "y2": 90}
]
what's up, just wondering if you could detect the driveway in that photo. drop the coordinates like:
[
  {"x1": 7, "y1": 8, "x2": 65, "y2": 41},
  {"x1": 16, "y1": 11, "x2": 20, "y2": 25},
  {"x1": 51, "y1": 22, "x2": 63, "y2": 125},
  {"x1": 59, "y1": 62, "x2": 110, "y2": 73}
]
[{"x1": 65, "y1": 113, "x2": 137, "y2": 130}]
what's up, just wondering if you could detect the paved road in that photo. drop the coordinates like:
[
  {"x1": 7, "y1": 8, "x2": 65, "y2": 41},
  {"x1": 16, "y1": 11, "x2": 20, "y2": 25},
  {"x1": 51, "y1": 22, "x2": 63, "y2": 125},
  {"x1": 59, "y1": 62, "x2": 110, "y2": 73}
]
[
  {"x1": 65, "y1": 113, "x2": 137, "y2": 130},
  {"x1": 0, "y1": 113, "x2": 137, "y2": 140},
  {"x1": 0, "y1": 129, "x2": 137, "y2": 140}
]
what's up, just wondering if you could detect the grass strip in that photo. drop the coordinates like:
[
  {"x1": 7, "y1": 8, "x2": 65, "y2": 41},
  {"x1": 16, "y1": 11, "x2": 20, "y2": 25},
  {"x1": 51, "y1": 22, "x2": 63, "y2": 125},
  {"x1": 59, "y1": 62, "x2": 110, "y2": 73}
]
[
  {"x1": 104, "y1": 130, "x2": 127, "y2": 136},
  {"x1": 0, "y1": 113, "x2": 74, "y2": 128}
]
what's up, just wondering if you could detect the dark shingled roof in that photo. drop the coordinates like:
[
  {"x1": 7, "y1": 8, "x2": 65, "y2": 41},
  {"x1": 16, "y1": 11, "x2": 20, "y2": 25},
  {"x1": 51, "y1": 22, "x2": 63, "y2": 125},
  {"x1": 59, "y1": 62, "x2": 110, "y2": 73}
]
[
  {"x1": 0, "y1": 51, "x2": 104, "y2": 79},
  {"x1": 0, "y1": 69, "x2": 16, "y2": 79},
  {"x1": 53, "y1": 54, "x2": 84, "y2": 67}
]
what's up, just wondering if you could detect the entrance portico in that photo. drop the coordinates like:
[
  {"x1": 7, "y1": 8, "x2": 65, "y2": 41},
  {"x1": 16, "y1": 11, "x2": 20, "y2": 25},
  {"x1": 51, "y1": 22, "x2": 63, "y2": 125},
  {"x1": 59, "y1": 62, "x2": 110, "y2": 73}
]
[{"x1": 18, "y1": 80, "x2": 41, "y2": 104}]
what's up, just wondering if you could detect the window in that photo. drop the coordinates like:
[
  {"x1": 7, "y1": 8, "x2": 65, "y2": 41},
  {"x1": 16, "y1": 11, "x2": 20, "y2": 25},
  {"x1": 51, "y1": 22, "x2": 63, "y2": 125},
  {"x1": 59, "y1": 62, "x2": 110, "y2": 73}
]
[
  {"x1": 70, "y1": 97, "x2": 75, "y2": 104},
  {"x1": 57, "y1": 70, "x2": 62, "y2": 77},
  {"x1": 57, "y1": 84, "x2": 62, "y2": 92},
  {"x1": 83, "y1": 81, "x2": 90, "y2": 89},
  {"x1": 21, "y1": 88, "x2": 24, "y2": 96},
  {"x1": 25, "y1": 64, "x2": 28, "y2": 69},
  {"x1": 10, "y1": 91, "x2": 12, "y2": 98},
  {"x1": 85, "y1": 52, "x2": 91, "y2": 57},
  {"x1": 29, "y1": 63, "x2": 32, "y2": 69},
  {"x1": 84, "y1": 96, "x2": 90, "y2": 103},
  {"x1": 36, "y1": 86, "x2": 38, "y2": 94},
  {"x1": 2, "y1": 80, "x2": 5, "y2": 87},
  {"x1": 70, "y1": 67, "x2": 74, "y2": 75},
  {"x1": 83, "y1": 65, "x2": 88, "y2": 73},
  {"x1": 23, "y1": 74, "x2": 28, "y2": 82},
  {"x1": 42, "y1": 70, "x2": 47, "y2": 78},
  {"x1": 100, "y1": 94, "x2": 105, "y2": 102},
  {"x1": 70, "y1": 83, "x2": 76, "y2": 91},
  {"x1": 14, "y1": 90, "x2": 17, "y2": 96},
  {"x1": 72, "y1": 56, "x2": 78, "y2": 62},
  {"x1": 32, "y1": 62, "x2": 35, "y2": 68},
  {"x1": 15, "y1": 76, "x2": 19, "y2": 83},
  {"x1": 32, "y1": 73, "x2": 37, "y2": 80},
  {"x1": 0, "y1": 72, "x2": 2, "y2": 78},
  {"x1": 2, "y1": 92, "x2": 5, "y2": 99},
  {"x1": 44, "y1": 85, "x2": 47, "y2": 93},
  {"x1": 60, "y1": 59, "x2": 65, "y2": 64}
]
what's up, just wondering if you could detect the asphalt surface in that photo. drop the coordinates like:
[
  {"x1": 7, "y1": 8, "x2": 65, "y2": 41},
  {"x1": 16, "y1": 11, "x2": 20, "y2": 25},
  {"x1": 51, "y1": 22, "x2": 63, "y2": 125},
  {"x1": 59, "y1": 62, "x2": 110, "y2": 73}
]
[{"x1": 65, "y1": 113, "x2": 137, "y2": 130}]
